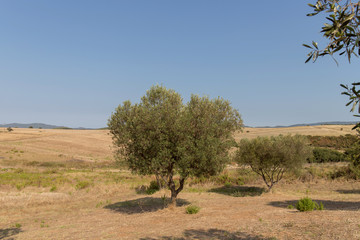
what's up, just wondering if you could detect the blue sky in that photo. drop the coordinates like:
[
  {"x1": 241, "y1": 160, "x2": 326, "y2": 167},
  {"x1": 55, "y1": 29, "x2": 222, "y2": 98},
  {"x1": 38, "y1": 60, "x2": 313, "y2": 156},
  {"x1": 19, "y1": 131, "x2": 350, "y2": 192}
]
[{"x1": 0, "y1": 1, "x2": 358, "y2": 128}]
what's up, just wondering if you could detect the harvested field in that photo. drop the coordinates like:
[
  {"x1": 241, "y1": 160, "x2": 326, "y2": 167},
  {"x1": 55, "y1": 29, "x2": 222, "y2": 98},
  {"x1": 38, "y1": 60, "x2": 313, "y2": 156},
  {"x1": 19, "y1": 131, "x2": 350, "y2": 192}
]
[{"x1": 0, "y1": 126, "x2": 359, "y2": 240}]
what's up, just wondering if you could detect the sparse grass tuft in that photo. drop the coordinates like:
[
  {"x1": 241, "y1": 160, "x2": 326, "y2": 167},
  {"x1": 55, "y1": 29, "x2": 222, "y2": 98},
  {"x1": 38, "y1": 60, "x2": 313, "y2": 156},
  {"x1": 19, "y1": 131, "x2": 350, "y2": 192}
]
[
  {"x1": 185, "y1": 205, "x2": 200, "y2": 214},
  {"x1": 75, "y1": 180, "x2": 91, "y2": 190},
  {"x1": 14, "y1": 223, "x2": 21, "y2": 228}
]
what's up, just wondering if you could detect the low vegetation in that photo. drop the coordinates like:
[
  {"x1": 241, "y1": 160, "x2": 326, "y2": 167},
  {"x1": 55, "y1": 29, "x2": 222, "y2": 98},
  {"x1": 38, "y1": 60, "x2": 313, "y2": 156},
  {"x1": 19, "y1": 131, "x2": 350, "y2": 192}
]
[
  {"x1": 307, "y1": 134, "x2": 358, "y2": 150},
  {"x1": 309, "y1": 147, "x2": 346, "y2": 163},
  {"x1": 185, "y1": 205, "x2": 200, "y2": 214},
  {"x1": 296, "y1": 197, "x2": 324, "y2": 212}
]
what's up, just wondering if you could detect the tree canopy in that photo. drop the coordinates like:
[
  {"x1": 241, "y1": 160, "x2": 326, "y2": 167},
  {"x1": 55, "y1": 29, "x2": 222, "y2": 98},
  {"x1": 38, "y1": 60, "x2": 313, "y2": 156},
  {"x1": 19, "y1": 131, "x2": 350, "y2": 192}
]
[
  {"x1": 235, "y1": 135, "x2": 312, "y2": 191},
  {"x1": 305, "y1": 0, "x2": 360, "y2": 129},
  {"x1": 108, "y1": 85, "x2": 243, "y2": 204}
]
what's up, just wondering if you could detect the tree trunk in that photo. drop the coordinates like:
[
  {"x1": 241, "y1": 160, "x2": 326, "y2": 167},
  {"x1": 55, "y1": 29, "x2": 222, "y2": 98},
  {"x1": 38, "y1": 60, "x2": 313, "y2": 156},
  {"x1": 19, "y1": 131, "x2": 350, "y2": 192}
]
[
  {"x1": 169, "y1": 188, "x2": 178, "y2": 206},
  {"x1": 155, "y1": 174, "x2": 163, "y2": 189},
  {"x1": 168, "y1": 175, "x2": 177, "y2": 207},
  {"x1": 167, "y1": 175, "x2": 187, "y2": 207}
]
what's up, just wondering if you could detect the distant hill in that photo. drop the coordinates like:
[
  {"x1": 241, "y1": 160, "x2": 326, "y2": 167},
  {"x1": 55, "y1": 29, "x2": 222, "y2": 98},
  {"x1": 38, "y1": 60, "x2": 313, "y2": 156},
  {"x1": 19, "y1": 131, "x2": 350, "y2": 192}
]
[
  {"x1": 0, "y1": 123, "x2": 92, "y2": 130},
  {"x1": 1, "y1": 121, "x2": 357, "y2": 130},
  {"x1": 255, "y1": 121, "x2": 358, "y2": 128}
]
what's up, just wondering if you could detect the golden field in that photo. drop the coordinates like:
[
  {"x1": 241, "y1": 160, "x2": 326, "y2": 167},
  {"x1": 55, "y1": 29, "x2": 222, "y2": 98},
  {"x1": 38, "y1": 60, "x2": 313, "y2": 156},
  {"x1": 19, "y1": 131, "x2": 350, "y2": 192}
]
[{"x1": 0, "y1": 125, "x2": 359, "y2": 240}]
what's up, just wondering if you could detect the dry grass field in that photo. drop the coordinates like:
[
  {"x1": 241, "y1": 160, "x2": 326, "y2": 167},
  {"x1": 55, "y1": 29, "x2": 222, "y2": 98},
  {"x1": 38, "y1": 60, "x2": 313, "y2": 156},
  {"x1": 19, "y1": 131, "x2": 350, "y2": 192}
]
[{"x1": 0, "y1": 125, "x2": 359, "y2": 240}]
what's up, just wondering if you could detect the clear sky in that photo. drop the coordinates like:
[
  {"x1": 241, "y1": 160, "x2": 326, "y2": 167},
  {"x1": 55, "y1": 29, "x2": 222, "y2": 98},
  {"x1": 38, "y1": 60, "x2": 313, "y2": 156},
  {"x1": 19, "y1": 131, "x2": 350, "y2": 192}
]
[{"x1": 0, "y1": 1, "x2": 358, "y2": 128}]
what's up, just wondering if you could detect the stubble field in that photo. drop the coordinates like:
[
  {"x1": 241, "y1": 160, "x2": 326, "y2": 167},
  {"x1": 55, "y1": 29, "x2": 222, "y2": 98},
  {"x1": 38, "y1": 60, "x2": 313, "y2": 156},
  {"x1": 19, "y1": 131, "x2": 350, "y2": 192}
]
[{"x1": 0, "y1": 125, "x2": 359, "y2": 240}]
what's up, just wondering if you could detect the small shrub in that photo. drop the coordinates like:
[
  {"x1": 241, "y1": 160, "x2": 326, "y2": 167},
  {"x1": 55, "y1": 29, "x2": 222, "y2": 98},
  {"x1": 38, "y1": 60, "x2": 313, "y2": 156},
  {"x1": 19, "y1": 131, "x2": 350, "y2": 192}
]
[
  {"x1": 16, "y1": 183, "x2": 25, "y2": 190},
  {"x1": 50, "y1": 186, "x2": 57, "y2": 192},
  {"x1": 7, "y1": 127, "x2": 13, "y2": 132},
  {"x1": 145, "y1": 188, "x2": 157, "y2": 195},
  {"x1": 185, "y1": 205, "x2": 200, "y2": 214},
  {"x1": 75, "y1": 181, "x2": 91, "y2": 190},
  {"x1": 287, "y1": 204, "x2": 294, "y2": 209},
  {"x1": 296, "y1": 197, "x2": 316, "y2": 211},
  {"x1": 14, "y1": 223, "x2": 21, "y2": 228},
  {"x1": 149, "y1": 180, "x2": 160, "y2": 190},
  {"x1": 296, "y1": 197, "x2": 324, "y2": 212},
  {"x1": 144, "y1": 180, "x2": 160, "y2": 195}
]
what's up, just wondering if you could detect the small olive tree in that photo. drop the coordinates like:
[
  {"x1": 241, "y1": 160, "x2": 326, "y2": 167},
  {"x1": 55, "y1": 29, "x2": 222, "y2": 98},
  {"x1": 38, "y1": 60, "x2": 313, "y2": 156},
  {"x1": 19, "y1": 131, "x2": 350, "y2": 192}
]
[
  {"x1": 108, "y1": 85, "x2": 243, "y2": 205},
  {"x1": 235, "y1": 135, "x2": 312, "y2": 191}
]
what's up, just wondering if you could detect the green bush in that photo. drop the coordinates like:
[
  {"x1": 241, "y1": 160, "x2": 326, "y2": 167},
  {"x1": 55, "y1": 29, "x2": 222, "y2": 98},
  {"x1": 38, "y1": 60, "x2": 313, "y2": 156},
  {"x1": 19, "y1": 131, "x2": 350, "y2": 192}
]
[
  {"x1": 145, "y1": 181, "x2": 160, "y2": 195},
  {"x1": 75, "y1": 181, "x2": 91, "y2": 190},
  {"x1": 185, "y1": 205, "x2": 200, "y2": 214},
  {"x1": 345, "y1": 140, "x2": 360, "y2": 167},
  {"x1": 296, "y1": 197, "x2": 324, "y2": 212},
  {"x1": 309, "y1": 147, "x2": 346, "y2": 163}
]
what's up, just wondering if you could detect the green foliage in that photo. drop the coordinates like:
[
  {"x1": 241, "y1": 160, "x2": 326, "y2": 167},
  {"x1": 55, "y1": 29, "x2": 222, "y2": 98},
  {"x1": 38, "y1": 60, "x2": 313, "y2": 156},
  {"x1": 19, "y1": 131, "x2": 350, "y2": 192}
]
[
  {"x1": 75, "y1": 181, "x2": 91, "y2": 190},
  {"x1": 305, "y1": 0, "x2": 360, "y2": 64},
  {"x1": 145, "y1": 180, "x2": 160, "y2": 195},
  {"x1": 185, "y1": 205, "x2": 200, "y2": 214},
  {"x1": 108, "y1": 85, "x2": 243, "y2": 203},
  {"x1": 287, "y1": 205, "x2": 295, "y2": 209},
  {"x1": 296, "y1": 197, "x2": 324, "y2": 212},
  {"x1": 305, "y1": 1, "x2": 360, "y2": 129},
  {"x1": 345, "y1": 139, "x2": 360, "y2": 166},
  {"x1": 296, "y1": 197, "x2": 316, "y2": 212},
  {"x1": 235, "y1": 135, "x2": 312, "y2": 191},
  {"x1": 307, "y1": 134, "x2": 358, "y2": 150},
  {"x1": 309, "y1": 147, "x2": 346, "y2": 163}
]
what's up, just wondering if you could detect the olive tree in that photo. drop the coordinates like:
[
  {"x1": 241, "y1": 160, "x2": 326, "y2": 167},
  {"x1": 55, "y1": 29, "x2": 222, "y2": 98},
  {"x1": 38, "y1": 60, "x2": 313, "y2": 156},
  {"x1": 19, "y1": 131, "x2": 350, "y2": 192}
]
[
  {"x1": 108, "y1": 85, "x2": 243, "y2": 205},
  {"x1": 235, "y1": 135, "x2": 312, "y2": 191},
  {"x1": 305, "y1": 0, "x2": 360, "y2": 129}
]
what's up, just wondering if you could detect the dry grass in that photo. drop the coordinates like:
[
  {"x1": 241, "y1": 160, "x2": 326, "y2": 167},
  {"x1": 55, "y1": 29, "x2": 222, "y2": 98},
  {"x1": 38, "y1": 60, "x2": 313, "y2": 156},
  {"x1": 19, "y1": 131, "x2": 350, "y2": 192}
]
[{"x1": 0, "y1": 126, "x2": 359, "y2": 240}]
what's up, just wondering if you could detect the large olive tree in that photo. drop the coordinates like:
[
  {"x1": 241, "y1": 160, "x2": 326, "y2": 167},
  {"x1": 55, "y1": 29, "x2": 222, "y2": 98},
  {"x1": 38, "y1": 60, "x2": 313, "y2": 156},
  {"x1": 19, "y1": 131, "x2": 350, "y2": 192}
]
[{"x1": 108, "y1": 85, "x2": 243, "y2": 205}]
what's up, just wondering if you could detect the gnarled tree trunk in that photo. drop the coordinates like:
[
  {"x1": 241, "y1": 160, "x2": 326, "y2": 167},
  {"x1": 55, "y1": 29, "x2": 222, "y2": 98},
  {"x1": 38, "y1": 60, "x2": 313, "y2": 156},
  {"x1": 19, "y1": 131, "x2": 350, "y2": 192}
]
[{"x1": 166, "y1": 175, "x2": 187, "y2": 207}]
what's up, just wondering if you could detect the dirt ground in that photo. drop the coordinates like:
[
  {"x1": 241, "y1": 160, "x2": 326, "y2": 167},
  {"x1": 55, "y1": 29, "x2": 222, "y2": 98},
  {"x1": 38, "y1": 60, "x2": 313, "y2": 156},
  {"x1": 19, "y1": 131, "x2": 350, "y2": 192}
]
[
  {"x1": 1, "y1": 181, "x2": 360, "y2": 240},
  {"x1": 0, "y1": 126, "x2": 359, "y2": 240}
]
